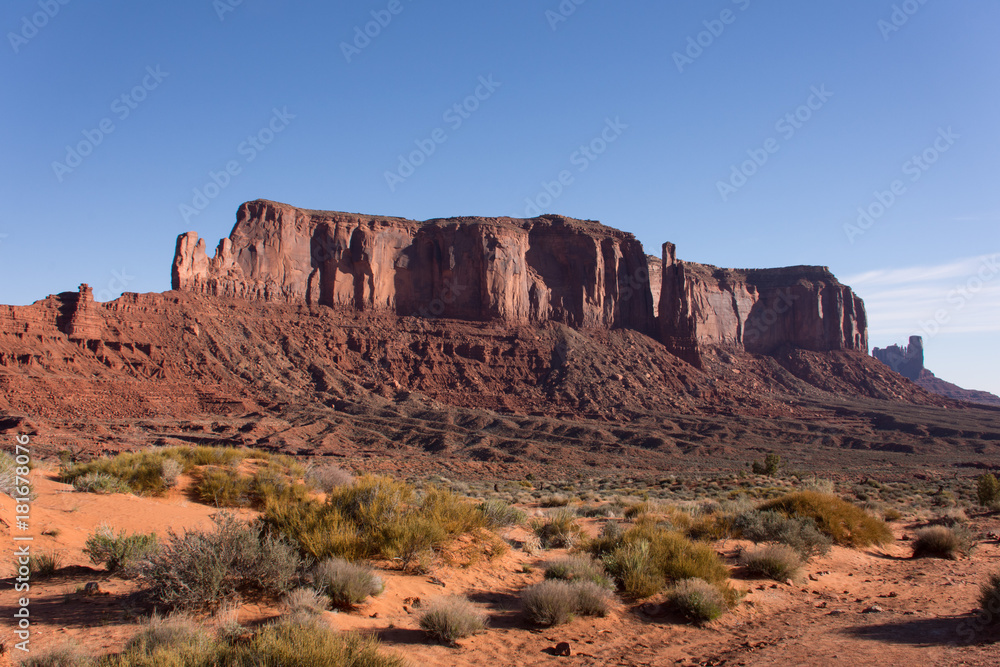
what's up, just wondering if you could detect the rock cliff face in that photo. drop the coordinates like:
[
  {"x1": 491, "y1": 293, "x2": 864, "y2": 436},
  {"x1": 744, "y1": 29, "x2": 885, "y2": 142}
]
[
  {"x1": 174, "y1": 200, "x2": 869, "y2": 364},
  {"x1": 657, "y1": 243, "x2": 868, "y2": 366},
  {"x1": 173, "y1": 200, "x2": 655, "y2": 333}
]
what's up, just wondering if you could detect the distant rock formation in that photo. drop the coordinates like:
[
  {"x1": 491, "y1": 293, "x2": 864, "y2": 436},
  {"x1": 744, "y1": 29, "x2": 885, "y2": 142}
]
[
  {"x1": 872, "y1": 336, "x2": 924, "y2": 381},
  {"x1": 873, "y1": 335, "x2": 1000, "y2": 407},
  {"x1": 173, "y1": 200, "x2": 870, "y2": 365},
  {"x1": 657, "y1": 243, "x2": 868, "y2": 366}
]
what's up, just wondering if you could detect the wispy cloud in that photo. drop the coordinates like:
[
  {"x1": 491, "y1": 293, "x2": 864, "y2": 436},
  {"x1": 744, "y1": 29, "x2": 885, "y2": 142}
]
[{"x1": 846, "y1": 253, "x2": 1000, "y2": 339}]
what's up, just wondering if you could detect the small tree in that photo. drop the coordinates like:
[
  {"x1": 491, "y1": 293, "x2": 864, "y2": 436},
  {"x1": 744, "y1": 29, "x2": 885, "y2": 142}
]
[
  {"x1": 751, "y1": 453, "x2": 782, "y2": 476},
  {"x1": 976, "y1": 473, "x2": 1000, "y2": 507}
]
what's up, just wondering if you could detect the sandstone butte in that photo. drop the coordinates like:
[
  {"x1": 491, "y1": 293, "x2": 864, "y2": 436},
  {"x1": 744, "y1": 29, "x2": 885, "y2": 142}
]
[{"x1": 172, "y1": 199, "x2": 867, "y2": 367}]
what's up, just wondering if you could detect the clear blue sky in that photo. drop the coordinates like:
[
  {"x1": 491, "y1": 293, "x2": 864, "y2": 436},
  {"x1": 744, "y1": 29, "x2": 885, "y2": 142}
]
[{"x1": 3, "y1": 1, "x2": 999, "y2": 393}]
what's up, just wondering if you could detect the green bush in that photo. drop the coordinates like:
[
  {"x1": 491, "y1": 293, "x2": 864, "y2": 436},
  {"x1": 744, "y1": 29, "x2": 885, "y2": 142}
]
[
  {"x1": 668, "y1": 578, "x2": 727, "y2": 623},
  {"x1": 418, "y1": 596, "x2": 489, "y2": 644},
  {"x1": 751, "y1": 452, "x2": 782, "y2": 476},
  {"x1": 263, "y1": 476, "x2": 488, "y2": 562},
  {"x1": 976, "y1": 473, "x2": 1000, "y2": 507},
  {"x1": 758, "y1": 491, "x2": 892, "y2": 548},
  {"x1": 544, "y1": 555, "x2": 613, "y2": 589},
  {"x1": 84, "y1": 526, "x2": 158, "y2": 574},
  {"x1": 911, "y1": 525, "x2": 974, "y2": 559},
  {"x1": 141, "y1": 514, "x2": 300, "y2": 612},
  {"x1": 312, "y1": 558, "x2": 384, "y2": 609},
  {"x1": 740, "y1": 544, "x2": 802, "y2": 581},
  {"x1": 590, "y1": 520, "x2": 731, "y2": 600},
  {"x1": 195, "y1": 468, "x2": 252, "y2": 507},
  {"x1": 732, "y1": 510, "x2": 832, "y2": 558}
]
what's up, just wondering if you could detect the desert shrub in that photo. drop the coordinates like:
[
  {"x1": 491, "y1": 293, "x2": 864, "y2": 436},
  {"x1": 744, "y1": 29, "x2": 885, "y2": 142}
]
[
  {"x1": 264, "y1": 475, "x2": 488, "y2": 563},
  {"x1": 591, "y1": 521, "x2": 731, "y2": 600},
  {"x1": 883, "y1": 508, "x2": 903, "y2": 522},
  {"x1": 976, "y1": 473, "x2": 1000, "y2": 507},
  {"x1": 521, "y1": 580, "x2": 611, "y2": 626},
  {"x1": 312, "y1": 558, "x2": 384, "y2": 609},
  {"x1": 61, "y1": 452, "x2": 175, "y2": 495},
  {"x1": 249, "y1": 467, "x2": 311, "y2": 509},
  {"x1": 540, "y1": 493, "x2": 570, "y2": 507},
  {"x1": 911, "y1": 525, "x2": 974, "y2": 559},
  {"x1": 669, "y1": 578, "x2": 727, "y2": 623},
  {"x1": 141, "y1": 513, "x2": 300, "y2": 611},
  {"x1": 228, "y1": 620, "x2": 405, "y2": 667},
  {"x1": 758, "y1": 491, "x2": 892, "y2": 548},
  {"x1": 195, "y1": 468, "x2": 252, "y2": 507},
  {"x1": 305, "y1": 464, "x2": 355, "y2": 492},
  {"x1": 73, "y1": 471, "x2": 132, "y2": 494},
  {"x1": 732, "y1": 510, "x2": 832, "y2": 558},
  {"x1": 84, "y1": 525, "x2": 158, "y2": 574},
  {"x1": 103, "y1": 617, "x2": 404, "y2": 667},
  {"x1": 978, "y1": 572, "x2": 1000, "y2": 622},
  {"x1": 30, "y1": 550, "x2": 62, "y2": 578},
  {"x1": 20, "y1": 644, "x2": 94, "y2": 667},
  {"x1": 160, "y1": 458, "x2": 183, "y2": 487},
  {"x1": 521, "y1": 580, "x2": 579, "y2": 626},
  {"x1": 544, "y1": 555, "x2": 613, "y2": 589},
  {"x1": 418, "y1": 596, "x2": 489, "y2": 644},
  {"x1": 0, "y1": 451, "x2": 17, "y2": 497},
  {"x1": 740, "y1": 544, "x2": 802, "y2": 581},
  {"x1": 569, "y1": 580, "x2": 613, "y2": 617},
  {"x1": 284, "y1": 587, "x2": 330, "y2": 621},
  {"x1": 532, "y1": 509, "x2": 583, "y2": 548},
  {"x1": 478, "y1": 498, "x2": 527, "y2": 528},
  {"x1": 751, "y1": 452, "x2": 782, "y2": 476}
]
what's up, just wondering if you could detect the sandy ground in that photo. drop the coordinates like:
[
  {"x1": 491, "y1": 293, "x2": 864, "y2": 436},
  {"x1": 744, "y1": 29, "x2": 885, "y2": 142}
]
[{"x1": 2, "y1": 471, "x2": 999, "y2": 666}]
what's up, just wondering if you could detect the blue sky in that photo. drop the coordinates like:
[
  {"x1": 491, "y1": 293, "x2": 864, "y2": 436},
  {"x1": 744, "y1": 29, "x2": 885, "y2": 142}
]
[{"x1": 2, "y1": 1, "x2": 998, "y2": 393}]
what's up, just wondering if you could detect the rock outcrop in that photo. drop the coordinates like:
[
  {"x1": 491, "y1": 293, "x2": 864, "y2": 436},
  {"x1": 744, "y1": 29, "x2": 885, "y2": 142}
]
[
  {"x1": 173, "y1": 200, "x2": 656, "y2": 333},
  {"x1": 173, "y1": 200, "x2": 870, "y2": 366},
  {"x1": 657, "y1": 243, "x2": 868, "y2": 366},
  {"x1": 873, "y1": 336, "x2": 1000, "y2": 407},
  {"x1": 872, "y1": 336, "x2": 924, "y2": 381}
]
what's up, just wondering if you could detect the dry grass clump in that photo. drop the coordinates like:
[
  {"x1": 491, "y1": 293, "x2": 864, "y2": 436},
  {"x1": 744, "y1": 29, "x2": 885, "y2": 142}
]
[
  {"x1": 739, "y1": 544, "x2": 802, "y2": 581},
  {"x1": 19, "y1": 644, "x2": 94, "y2": 667},
  {"x1": 732, "y1": 509, "x2": 832, "y2": 558},
  {"x1": 531, "y1": 508, "x2": 583, "y2": 548},
  {"x1": 668, "y1": 578, "x2": 727, "y2": 624},
  {"x1": 911, "y1": 525, "x2": 974, "y2": 559},
  {"x1": 84, "y1": 525, "x2": 157, "y2": 574},
  {"x1": 544, "y1": 554, "x2": 614, "y2": 589},
  {"x1": 521, "y1": 580, "x2": 612, "y2": 626},
  {"x1": 477, "y1": 498, "x2": 527, "y2": 528},
  {"x1": 589, "y1": 518, "x2": 733, "y2": 602},
  {"x1": 263, "y1": 476, "x2": 488, "y2": 565},
  {"x1": 758, "y1": 491, "x2": 892, "y2": 548},
  {"x1": 312, "y1": 558, "x2": 384, "y2": 609},
  {"x1": 29, "y1": 550, "x2": 62, "y2": 578},
  {"x1": 72, "y1": 471, "x2": 131, "y2": 494},
  {"x1": 306, "y1": 464, "x2": 355, "y2": 492},
  {"x1": 141, "y1": 514, "x2": 300, "y2": 612},
  {"x1": 284, "y1": 588, "x2": 330, "y2": 621},
  {"x1": 418, "y1": 596, "x2": 489, "y2": 644},
  {"x1": 98, "y1": 616, "x2": 404, "y2": 667},
  {"x1": 979, "y1": 572, "x2": 1000, "y2": 621}
]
